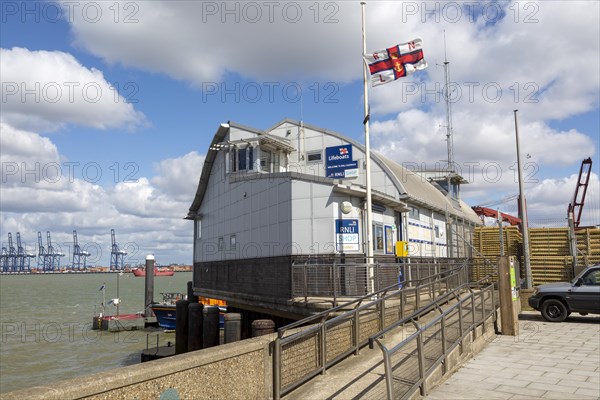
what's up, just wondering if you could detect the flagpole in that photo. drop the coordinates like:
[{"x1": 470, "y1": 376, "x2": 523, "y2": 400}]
[{"x1": 361, "y1": 1, "x2": 375, "y2": 293}]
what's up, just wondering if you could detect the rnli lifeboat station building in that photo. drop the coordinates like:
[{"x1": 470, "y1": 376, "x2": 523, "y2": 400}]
[{"x1": 187, "y1": 119, "x2": 481, "y2": 319}]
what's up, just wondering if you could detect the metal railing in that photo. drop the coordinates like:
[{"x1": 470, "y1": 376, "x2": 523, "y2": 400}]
[
  {"x1": 291, "y1": 258, "x2": 468, "y2": 306},
  {"x1": 273, "y1": 259, "x2": 472, "y2": 399},
  {"x1": 369, "y1": 277, "x2": 497, "y2": 399}
]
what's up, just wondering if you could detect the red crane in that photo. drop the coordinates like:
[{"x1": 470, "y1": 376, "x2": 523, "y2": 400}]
[
  {"x1": 568, "y1": 157, "x2": 593, "y2": 229},
  {"x1": 472, "y1": 206, "x2": 522, "y2": 226}
]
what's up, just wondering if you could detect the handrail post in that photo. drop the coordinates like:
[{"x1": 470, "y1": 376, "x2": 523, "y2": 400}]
[
  {"x1": 332, "y1": 262, "x2": 337, "y2": 307},
  {"x1": 414, "y1": 320, "x2": 427, "y2": 396},
  {"x1": 320, "y1": 324, "x2": 327, "y2": 375},
  {"x1": 491, "y1": 283, "x2": 497, "y2": 321},
  {"x1": 273, "y1": 336, "x2": 281, "y2": 400},
  {"x1": 291, "y1": 261, "x2": 295, "y2": 298},
  {"x1": 379, "y1": 296, "x2": 385, "y2": 331},
  {"x1": 383, "y1": 349, "x2": 394, "y2": 399},
  {"x1": 354, "y1": 308, "x2": 360, "y2": 355},
  {"x1": 471, "y1": 290, "x2": 476, "y2": 331},
  {"x1": 457, "y1": 297, "x2": 464, "y2": 353},
  {"x1": 481, "y1": 290, "x2": 486, "y2": 331},
  {"x1": 444, "y1": 272, "x2": 449, "y2": 295},
  {"x1": 429, "y1": 277, "x2": 433, "y2": 301},
  {"x1": 400, "y1": 287, "x2": 404, "y2": 320},
  {"x1": 441, "y1": 313, "x2": 447, "y2": 374},
  {"x1": 376, "y1": 261, "x2": 380, "y2": 293},
  {"x1": 303, "y1": 261, "x2": 308, "y2": 303}
]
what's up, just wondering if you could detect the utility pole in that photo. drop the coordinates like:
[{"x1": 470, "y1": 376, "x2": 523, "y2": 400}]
[
  {"x1": 514, "y1": 110, "x2": 532, "y2": 288},
  {"x1": 497, "y1": 209, "x2": 505, "y2": 257}
]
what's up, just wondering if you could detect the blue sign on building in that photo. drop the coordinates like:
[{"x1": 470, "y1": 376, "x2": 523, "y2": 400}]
[
  {"x1": 326, "y1": 145, "x2": 359, "y2": 179},
  {"x1": 336, "y1": 219, "x2": 359, "y2": 251}
]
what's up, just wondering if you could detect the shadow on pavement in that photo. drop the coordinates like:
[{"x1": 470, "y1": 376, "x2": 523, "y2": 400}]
[{"x1": 519, "y1": 312, "x2": 600, "y2": 324}]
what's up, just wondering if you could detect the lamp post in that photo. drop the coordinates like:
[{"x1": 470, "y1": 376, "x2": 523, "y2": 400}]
[{"x1": 514, "y1": 110, "x2": 532, "y2": 288}]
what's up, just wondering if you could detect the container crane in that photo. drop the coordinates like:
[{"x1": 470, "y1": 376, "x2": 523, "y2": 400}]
[
  {"x1": 46, "y1": 231, "x2": 64, "y2": 271},
  {"x1": 7, "y1": 233, "x2": 16, "y2": 272},
  {"x1": 21, "y1": 233, "x2": 36, "y2": 271},
  {"x1": 110, "y1": 229, "x2": 127, "y2": 271},
  {"x1": 72, "y1": 230, "x2": 90, "y2": 271},
  {"x1": 0, "y1": 246, "x2": 7, "y2": 272},
  {"x1": 16, "y1": 232, "x2": 25, "y2": 272},
  {"x1": 37, "y1": 232, "x2": 47, "y2": 270},
  {"x1": 15, "y1": 232, "x2": 34, "y2": 272},
  {"x1": 568, "y1": 157, "x2": 593, "y2": 229}
]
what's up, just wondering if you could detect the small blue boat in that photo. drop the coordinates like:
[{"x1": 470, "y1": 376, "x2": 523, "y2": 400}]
[
  {"x1": 151, "y1": 293, "x2": 226, "y2": 330},
  {"x1": 151, "y1": 293, "x2": 183, "y2": 330}
]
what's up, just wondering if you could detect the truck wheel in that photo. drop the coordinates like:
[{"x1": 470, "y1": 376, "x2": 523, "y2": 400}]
[{"x1": 541, "y1": 299, "x2": 568, "y2": 322}]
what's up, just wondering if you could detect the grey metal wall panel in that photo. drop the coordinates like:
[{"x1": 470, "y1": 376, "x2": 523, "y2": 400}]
[
  {"x1": 195, "y1": 152, "x2": 293, "y2": 261},
  {"x1": 266, "y1": 123, "x2": 400, "y2": 202}
]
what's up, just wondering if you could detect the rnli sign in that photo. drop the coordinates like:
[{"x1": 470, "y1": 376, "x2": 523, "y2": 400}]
[
  {"x1": 336, "y1": 219, "x2": 359, "y2": 252},
  {"x1": 326, "y1": 145, "x2": 359, "y2": 179}
]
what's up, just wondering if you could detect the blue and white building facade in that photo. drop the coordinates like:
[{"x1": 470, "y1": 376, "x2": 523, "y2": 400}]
[{"x1": 187, "y1": 119, "x2": 481, "y2": 312}]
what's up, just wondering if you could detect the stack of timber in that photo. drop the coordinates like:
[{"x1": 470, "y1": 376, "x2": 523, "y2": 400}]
[
  {"x1": 528, "y1": 228, "x2": 573, "y2": 284},
  {"x1": 472, "y1": 226, "x2": 522, "y2": 281},
  {"x1": 575, "y1": 228, "x2": 600, "y2": 269},
  {"x1": 472, "y1": 226, "x2": 599, "y2": 285}
]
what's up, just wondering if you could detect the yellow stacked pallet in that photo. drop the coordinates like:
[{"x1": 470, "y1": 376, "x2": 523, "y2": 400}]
[
  {"x1": 472, "y1": 226, "x2": 522, "y2": 281},
  {"x1": 471, "y1": 226, "x2": 599, "y2": 285},
  {"x1": 528, "y1": 228, "x2": 572, "y2": 284},
  {"x1": 575, "y1": 228, "x2": 600, "y2": 268}
]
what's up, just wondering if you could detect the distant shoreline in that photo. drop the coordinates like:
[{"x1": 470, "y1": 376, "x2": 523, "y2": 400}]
[{"x1": 0, "y1": 269, "x2": 192, "y2": 276}]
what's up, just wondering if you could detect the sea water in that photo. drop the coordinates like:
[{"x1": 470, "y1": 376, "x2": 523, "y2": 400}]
[{"x1": 0, "y1": 272, "x2": 191, "y2": 393}]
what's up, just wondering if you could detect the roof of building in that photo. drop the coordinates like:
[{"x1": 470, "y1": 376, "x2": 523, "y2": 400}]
[
  {"x1": 187, "y1": 119, "x2": 482, "y2": 225},
  {"x1": 374, "y1": 153, "x2": 481, "y2": 224}
]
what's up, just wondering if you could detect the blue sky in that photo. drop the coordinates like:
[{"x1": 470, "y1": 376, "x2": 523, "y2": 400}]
[{"x1": 1, "y1": 0, "x2": 599, "y2": 265}]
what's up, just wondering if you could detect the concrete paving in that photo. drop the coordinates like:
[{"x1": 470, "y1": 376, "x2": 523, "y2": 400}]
[{"x1": 425, "y1": 311, "x2": 600, "y2": 400}]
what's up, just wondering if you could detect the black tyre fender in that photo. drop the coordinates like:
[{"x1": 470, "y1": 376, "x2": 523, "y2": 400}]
[{"x1": 540, "y1": 298, "x2": 569, "y2": 322}]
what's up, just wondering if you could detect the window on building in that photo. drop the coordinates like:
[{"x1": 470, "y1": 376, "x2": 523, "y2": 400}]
[
  {"x1": 230, "y1": 149, "x2": 237, "y2": 172},
  {"x1": 238, "y1": 148, "x2": 247, "y2": 170},
  {"x1": 218, "y1": 237, "x2": 224, "y2": 251},
  {"x1": 232, "y1": 147, "x2": 254, "y2": 172},
  {"x1": 196, "y1": 220, "x2": 202, "y2": 239},
  {"x1": 248, "y1": 147, "x2": 254, "y2": 170},
  {"x1": 385, "y1": 225, "x2": 394, "y2": 254},
  {"x1": 230, "y1": 234, "x2": 237, "y2": 250},
  {"x1": 410, "y1": 206, "x2": 420, "y2": 219},
  {"x1": 373, "y1": 224, "x2": 384, "y2": 252},
  {"x1": 258, "y1": 149, "x2": 282, "y2": 173},
  {"x1": 273, "y1": 152, "x2": 280, "y2": 172},
  {"x1": 307, "y1": 151, "x2": 322, "y2": 163},
  {"x1": 260, "y1": 150, "x2": 272, "y2": 172}
]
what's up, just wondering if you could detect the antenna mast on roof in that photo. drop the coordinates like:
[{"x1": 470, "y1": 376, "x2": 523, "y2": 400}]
[{"x1": 442, "y1": 31, "x2": 455, "y2": 173}]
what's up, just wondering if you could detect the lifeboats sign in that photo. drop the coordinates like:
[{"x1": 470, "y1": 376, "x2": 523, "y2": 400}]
[
  {"x1": 336, "y1": 219, "x2": 359, "y2": 252},
  {"x1": 326, "y1": 145, "x2": 359, "y2": 179}
]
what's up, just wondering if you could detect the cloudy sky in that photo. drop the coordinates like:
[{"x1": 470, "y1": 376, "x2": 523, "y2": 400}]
[{"x1": 1, "y1": 0, "x2": 599, "y2": 266}]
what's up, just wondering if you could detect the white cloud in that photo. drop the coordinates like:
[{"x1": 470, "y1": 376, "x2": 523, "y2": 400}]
[
  {"x1": 0, "y1": 122, "x2": 59, "y2": 162},
  {"x1": 0, "y1": 47, "x2": 146, "y2": 132},
  {"x1": 371, "y1": 109, "x2": 595, "y2": 175},
  {"x1": 527, "y1": 172, "x2": 600, "y2": 227},
  {"x1": 65, "y1": 1, "x2": 363, "y2": 83},
  {"x1": 0, "y1": 122, "x2": 198, "y2": 264},
  {"x1": 151, "y1": 151, "x2": 205, "y2": 202},
  {"x1": 63, "y1": 1, "x2": 599, "y2": 120}
]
